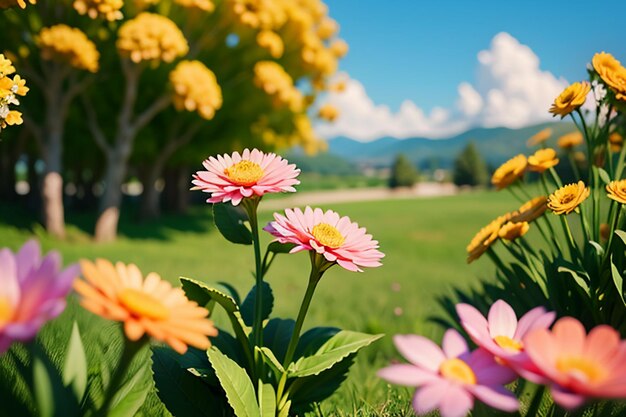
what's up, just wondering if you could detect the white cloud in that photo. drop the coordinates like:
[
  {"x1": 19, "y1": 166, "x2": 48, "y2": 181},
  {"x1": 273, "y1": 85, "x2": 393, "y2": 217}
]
[{"x1": 315, "y1": 32, "x2": 568, "y2": 141}]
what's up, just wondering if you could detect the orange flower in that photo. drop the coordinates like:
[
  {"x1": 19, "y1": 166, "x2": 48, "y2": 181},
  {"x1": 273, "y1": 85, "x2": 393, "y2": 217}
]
[
  {"x1": 549, "y1": 82, "x2": 590, "y2": 118},
  {"x1": 606, "y1": 180, "x2": 626, "y2": 205},
  {"x1": 510, "y1": 196, "x2": 548, "y2": 223},
  {"x1": 527, "y1": 128, "x2": 552, "y2": 147},
  {"x1": 548, "y1": 181, "x2": 590, "y2": 215},
  {"x1": 467, "y1": 214, "x2": 511, "y2": 263},
  {"x1": 74, "y1": 259, "x2": 217, "y2": 354},
  {"x1": 491, "y1": 155, "x2": 527, "y2": 190},
  {"x1": 593, "y1": 52, "x2": 626, "y2": 102},
  {"x1": 528, "y1": 148, "x2": 559, "y2": 172},
  {"x1": 557, "y1": 131, "x2": 583, "y2": 150},
  {"x1": 609, "y1": 132, "x2": 623, "y2": 153},
  {"x1": 498, "y1": 221, "x2": 529, "y2": 241}
]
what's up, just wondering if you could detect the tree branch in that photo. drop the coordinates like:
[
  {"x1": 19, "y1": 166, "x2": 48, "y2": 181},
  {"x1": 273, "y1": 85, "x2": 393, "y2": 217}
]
[
  {"x1": 82, "y1": 95, "x2": 110, "y2": 153},
  {"x1": 130, "y1": 94, "x2": 172, "y2": 135},
  {"x1": 22, "y1": 113, "x2": 44, "y2": 151}
]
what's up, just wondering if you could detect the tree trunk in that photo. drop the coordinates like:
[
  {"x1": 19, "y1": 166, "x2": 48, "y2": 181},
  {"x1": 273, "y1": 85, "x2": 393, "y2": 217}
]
[
  {"x1": 139, "y1": 161, "x2": 164, "y2": 221},
  {"x1": 41, "y1": 118, "x2": 66, "y2": 239},
  {"x1": 175, "y1": 167, "x2": 190, "y2": 214},
  {"x1": 0, "y1": 142, "x2": 17, "y2": 202}
]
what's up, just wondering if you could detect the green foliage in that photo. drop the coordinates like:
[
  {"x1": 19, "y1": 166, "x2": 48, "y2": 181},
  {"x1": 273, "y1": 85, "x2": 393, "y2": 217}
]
[
  {"x1": 388, "y1": 154, "x2": 418, "y2": 189},
  {"x1": 213, "y1": 204, "x2": 253, "y2": 245},
  {"x1": 453, "y1": 141, "x2": 489, "y2": 186},
  {"x1": 241, "y1": 282, "x2": 274, "y2": 327}
]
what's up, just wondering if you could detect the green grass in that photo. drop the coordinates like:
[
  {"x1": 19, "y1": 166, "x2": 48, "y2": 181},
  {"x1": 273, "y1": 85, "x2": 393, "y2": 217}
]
[{"x1": 0, "y1": 190, "x2": 521, "y2": 416}]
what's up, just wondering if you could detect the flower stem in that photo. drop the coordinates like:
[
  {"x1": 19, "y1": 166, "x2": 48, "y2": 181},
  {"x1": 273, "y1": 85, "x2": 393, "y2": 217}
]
[
  {"x1": 559, "y1": 215, "x2": 580, "y2": 262},
  {"x1": 96, "y1": 336, "x2": 148, "y2": 417},
  {"x1": 548, "y1": 167, "x2": 564, "y2": 189},
  {"x1": 243, "y1": 198, "x2": 264, "y2": 349}
]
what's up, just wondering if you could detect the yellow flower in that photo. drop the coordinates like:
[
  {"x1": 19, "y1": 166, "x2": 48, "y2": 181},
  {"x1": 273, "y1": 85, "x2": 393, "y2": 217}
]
[
  {"x1": 549, "y1": 82, "x2": 590, "y2": 118},
  {"x1": 0, "y1": 74, "x2": 29, "y2": 97},
  {"x1": 174, "y1": 0, "x2": 214, "y2": 11},
  {"x1": 528, "y1": 148, "x2": 559, "y2": 172},
  {"x1": 527, "y1": 128, "x2": 552, "y2": 147},
  {"x1": 466, "y1": 214, "x2": 510, "y2": 263},
  {"x1": 74, "y1": 259, "x2": 218, "y2": 354},
  {"x1": 253, "y1": 61, "x2": 303, "y2": 112},
  {"x1": 38, "y1": 25, "x2": 100, "y2": 73},
  {"x1": 498, "y1": 221, "x2": 529, "y2": 241},
  {"x1": 73, "y1": 0, "x2": 123, "y2": 21},
  {"x1": 329, "y1": 39, "x2": 349, "y2": 58},
  {"x1": 0, "y1": 54, "x2": 16, "y2": 77},
  {"x1": 609, "y1": 132, "x2": 623, "y2": 153},
  {"x1": 557, "y1": 131, "x2": 583, "y2": 150},
  {"x1": 318, "y1": 103, "x2": 339, "y2": 121},
  {"x1": 593, "y1": 52, "x2": 626, "y2": 102},
  {"x1": 0, "y1": 0, "x2": 35, "y2": 9},
  {"x1": 256, "y1": 30, "x2": 284, "y2": 58},
  {"x1": 548, "y1": 181, "x2": 590, "y2": 215},
  {"x1": 4, "y1": 110, "x2": 23, "y2": 126},
  {"x1": 117, "y1": 13, "x2": 189, "y2": 64},
  {"x1": 491, "y1": 154, "x2": 527, "y2": 190},
  {"x1": 169, "y1": 60, "x2": 222, "y2": 120},
  {"x1": 329, "y1": 79, "x2": 347, "y2": 92},
  {"x1": 229, "y1": 0, "x2": 287, "y2": 30},
  {"x1": 606, "y1": 180, "x2": 626, "y2": 205},
  {"x1": 316, "y1": 17, "x2": 338, "y2": 40},
  {"x1": 510, "y1": 196, "x2": 548, "y2": 223}
]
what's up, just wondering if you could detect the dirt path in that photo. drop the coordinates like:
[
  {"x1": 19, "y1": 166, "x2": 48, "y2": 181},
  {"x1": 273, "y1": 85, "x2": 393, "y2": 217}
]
[{"x1": 261, "y1": 182, "x2": 458, "y2": 211}]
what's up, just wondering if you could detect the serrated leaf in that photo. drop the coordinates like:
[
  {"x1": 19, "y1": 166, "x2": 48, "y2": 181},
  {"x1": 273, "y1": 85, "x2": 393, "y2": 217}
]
[
  {"x1": 181, "y1": 277, "x2": 240, "y2": 314},
  {"x1": 610, "y1": 256, "x2": 626, "y2": 306},
  {"x1": 241, "y1": 282, "x2": 274, "y2": 327},
  {"x1": 259, "y1": 382, "x2": 276, "y2": 417},
  {"x1": 62, "y1": 322, "x2": 87, "y2": 402},
  {"x1": 267, "y1": 242, "x2": 297, "y2": 254},
  {"x1": 289, "y1": 331, "x2": 383, "y2": 377},
  {"x1": 213, "y1": 203, "x2": 252, "y2": 245},
  {"x1": 216, "y1": 282, "x2": 242, "y2": 306},
  {"x1": 208, "y1": 348, "x2": 260, "y2": 417}
]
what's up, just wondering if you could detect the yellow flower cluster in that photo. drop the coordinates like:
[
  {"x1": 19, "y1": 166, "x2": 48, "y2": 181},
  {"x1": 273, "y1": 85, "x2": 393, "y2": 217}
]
[
  {"x1": 253, "y1": 61, "x2": 303, "y2": 112},
  {"x1": 317, "y1": 103, "x2": 339, "y2": 121},
  {"x1": 175, "y1": 0, "x2": 214, "y2": 11},
  {"x1": 256, "y1": 30, "x2": 284, "y2": 58},
  {"x1": 229, "y1": 0, "x2": 287, "y2": 30},
  {"x1": 169, "y1": 60, "x2": 222, "y2": 120},
  {"x1": 593, "y1": 52, "x2": 626, "y2": 102},
  {"x1": 117, "y1": 13, "x2": 189, "y2": 64},
  {"x1": 0, "y1": 54, "x2": 28, "y2": 132},
  {"x1": 549, "y1": 82, "x2": 590, "y2": 118},
  {"x1": 254, "y1": 113, "x2": 326, "y2": 155},
  {"x1": 38, "y1": 25, "x2": 100, "y2": 73},
  {"x1": 0, "y1": 0, "x2": 35, "y2": 8},
  {"x1": 73, "y1": 0, "x2": 123, "y2": 21}
]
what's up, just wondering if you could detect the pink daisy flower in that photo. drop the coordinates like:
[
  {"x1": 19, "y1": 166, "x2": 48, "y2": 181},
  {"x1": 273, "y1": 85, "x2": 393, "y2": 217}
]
[
  {"x1": 456, "y1": 300, "x2": 555, "y2": 379},
  {"x1": 192, "y1": 148, "x2": 300, "y2": 206},
  {"x1": 378, "y1": 329, "x2": 519, "y2": 417},
  {"x1": 263, "y1": 206, "x2": 384, "y2": 272},
  {"x1": 524, "y1": 317, "x2": 626, "y2": 410},
  {"x1": 0, "y1": 240, "x2": 79, "y2": 352}
]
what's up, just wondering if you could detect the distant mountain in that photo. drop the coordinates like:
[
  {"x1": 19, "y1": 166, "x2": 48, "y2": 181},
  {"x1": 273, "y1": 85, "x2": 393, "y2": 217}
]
[{"x1": 326, "y1": 121, "x2": 576, "y2": 169}]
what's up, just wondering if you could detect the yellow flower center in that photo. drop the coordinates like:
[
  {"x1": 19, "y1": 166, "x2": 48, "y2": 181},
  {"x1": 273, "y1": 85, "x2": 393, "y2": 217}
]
[
  {"x1": 439, "y1": 358, "x2": 477, "y2": 385},
  {"x1": 0, "y1": 297, "x2": 15, "y2": 328},
  {"x1": 311, "y1": 223, "x2": 345, "y2": 249},
  {"x1": 494, "y1": 335, "x2": 523, "y2": 352},
  {"x1": 224, "y1": 160, "x2": 264, "y2": 186},
  {"x1": 118, "y1": 289, "x2": 170, "y2": 321},
  {"x1": 556, "y1": 356, "x2": 606, "y2": 383}
]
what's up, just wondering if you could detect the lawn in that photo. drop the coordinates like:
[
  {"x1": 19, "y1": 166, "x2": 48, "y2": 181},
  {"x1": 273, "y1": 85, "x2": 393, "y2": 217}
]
[{"x1": 0, "y1": 190, "x2": 520, "y2": 416}]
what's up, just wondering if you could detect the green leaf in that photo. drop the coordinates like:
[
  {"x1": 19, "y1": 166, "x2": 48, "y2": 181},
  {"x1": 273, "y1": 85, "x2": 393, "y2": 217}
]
[
  {"x1": 33, "y1": 354, "x2": 54, "y2": 417},
  {"x1": 256, "y1": 346, "x2": 285, "y2": 376},
  {"x1": 213, "y1": 203, "x2": 252, "y2": 245},
  {"x1": 207, "y1": 347, "x2": 261, "y2": 417},
  {"x1": 263, "y1": 318, "x2": 295, "y2": 363},
  {"x1": 557, "y1": 265, "x2": 591, "y2": 296},
  {"x1": 615, "y1": 230, "x2": 626, "y2": 246},
  {"x1": 597, "y1": 167, "x2": 611, "y2": 185},
  {"x1": 267, "y1": 242, "x2": 297, "y2": 254},
  {"x1": 258, "y1": 382, "x2": 276, "y2": 417},
  {"x1": 610, "y1": 256, "x2": 626, "y2": 306},
  {"x1": 216, "y1": 282, "x2": 242, "y2": 306},
  {"x1": 107, "y1": 363, "x2": 151, "y2": 417},
  {"x1": 241, "y1": 282, "x2": 274, "y2": 327},
  {"x1": 62, "y1": 322, "x2": 87, "y2": 402},
  {"x1": 152, "y1": 347, "x2": 230, "y2": 417},
  {"x1": 289, "y1": 331, "x2": 383, "y2": 377},
  {"x1": 294, "y1": 327, "x2": 340, "y2": 359}
]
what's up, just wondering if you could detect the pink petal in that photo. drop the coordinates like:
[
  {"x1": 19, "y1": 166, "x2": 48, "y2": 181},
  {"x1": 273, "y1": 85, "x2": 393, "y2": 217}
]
[
  {"x1": 470, "y1": 385, "x2": 519, "y2": 412},
  {"x1": 0, "y1": 249, "x2": 19, "y2": 305},
  {"x1": 393, "y1": 335, "x2": 445, "y2": 372},
  {"x1": 456, "y1": 303, "x2": 492, "y2": 345},
  {"x1": 514, "y1": 307, "x2": 555, "y2": 339},
  {"x1": 377, "y1": 364, "x2": 437, "y2": 386},
  {"x1": 438, "y1": 385, "x2": 474, "y2": 417},
  {"x1": 442, "y1": 329, "x2": 469, "y2": 359},
  {"x1": 550, "y1": 384, "x2": 587, "y2": 410},
  {"x1": 552, "y1": 317, "x2": 586, "y2": 357},
  {"x1": 413, "y1": 381, "x2": 449, "y2": 415},
  {"x1": 488, "y1": 300, "x2": 517, "y2": 339}
]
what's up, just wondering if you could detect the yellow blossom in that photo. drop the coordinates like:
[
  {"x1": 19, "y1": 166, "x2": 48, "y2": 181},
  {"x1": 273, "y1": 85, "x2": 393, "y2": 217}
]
[
  {"x1": 593, "y1": 52, "x2": 626, "y2": 102},
  {"x1": 0, "y1": 0, "x2": 35, "y2": 8},
  {"x1": 527, "y1": 128, "x2": 552, "y2": 147},
  {"x1": 73, "y1": 0, "x2": 123, "y2": 21},
  {"x1": 498, "y1": 221, "x2": 529, "y2": 241},
  {"x1": 329, "y1": 39, "x2": 349, "y2": 58},
  {"x1": 491, "y1": 155, "x2": 527, "y2": 190},
  {"x1": 609, "y1": 132, "x2": 623, "y2": 152},
  {"x1": 549, "y1": 82, "x2": 590, "y2": 118},
  {"x1": 117, "y1": 13, "x2": 189, "y2": 64},
  {"x1": 557, "y1": 131, "x2": 583, "y2": 150},
  {"x1": 229, "y1": 0, "x2": 287, "y2": 30},
  {"x1": 606, "y1": 180, "x2": 626, "y2": 205},
  {"x1": 253, "y1": 61, "x2": 303, "y2": 112},
  {"x1": 169, "y1": 60, "x2": 222, "y2": 120},
  {"x1": 510, "y1": 196, "x2": 548, "y2": 223},
  {"x1": 175, "y1": 0, "x2": 214, "y2": 11},
  {"x1": 0, "y1": 54, "x2": 15, "y2": 77},
  {"x1": 0, "y1": 54, "x2": 27, "y2": 134},
  {"x1": 467, "y1": 214, "x2": 511, "y2": 263},
  {"x1": 548, "y1": 181, "x2": 590, "y2": 215},
  {"x1": 329, "y1": 79, "x2": 347, "y2": 92},
  {"x1": 316, "y1": 17, "x2": 338, "y2": 40},
  {"x1": 528, "y1": 148, "x2": 559, "y2": 172},
  {"x1": 38, "y1": 25, "x2": 100, "y2": 73},
  {"x1": 256, "y1": 31, "x2": 284, "y2": 58},
  {"x1": 318, "y1": 103, "x2": 339, "y2": 121}
]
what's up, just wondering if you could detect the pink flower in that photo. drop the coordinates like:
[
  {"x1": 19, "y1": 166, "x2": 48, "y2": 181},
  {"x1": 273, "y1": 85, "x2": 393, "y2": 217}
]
[
  {"x1": 263, "y1": 206, "x2": 384, "y2": 272},
  {"x1": 456, "y1": 300, "x2": 555, "y2": 376},
  {"x1": 524, "y1": 317, "x2": 626, "y2": 410},
  {"x1": 192, "y1": 148, "x2": 300, "y2": 205},
  {"x1": 0, "y1": 240, "x2": 79, "y2": 352},
  {"x1": 378, "y1": 329, "x2": 518, "y2": 417}
]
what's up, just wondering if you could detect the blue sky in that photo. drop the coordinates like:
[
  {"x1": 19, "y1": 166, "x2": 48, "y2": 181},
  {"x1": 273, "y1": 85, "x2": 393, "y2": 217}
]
[{"x1": 323, "y1": 0, "x2": 625, "y2": 114}]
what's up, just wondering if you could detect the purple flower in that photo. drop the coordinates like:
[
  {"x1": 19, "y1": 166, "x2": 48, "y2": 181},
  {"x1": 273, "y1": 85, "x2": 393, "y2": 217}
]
[
  {"x1": 378, "y1": 329, "x2": 519, "y2": 417},
  {"x1": 0, "y1": 240, "x2": 79, "y2": 352}
]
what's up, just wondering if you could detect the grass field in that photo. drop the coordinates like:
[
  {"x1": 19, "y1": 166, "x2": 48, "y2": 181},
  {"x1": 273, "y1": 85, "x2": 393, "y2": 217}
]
[{"x1": 0, "y1": 190, "x2": 520, "y2": 416}]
